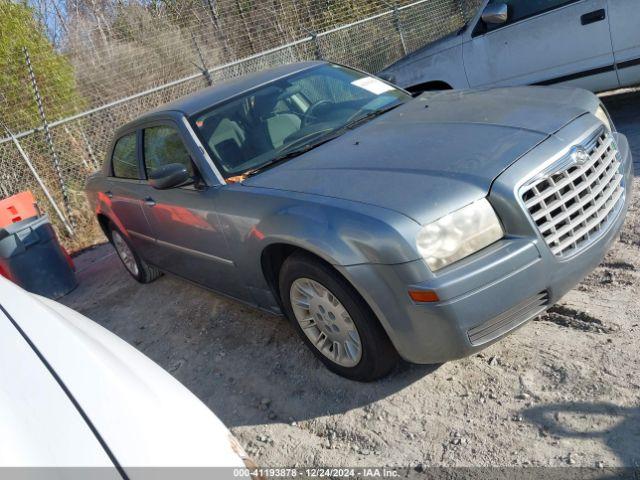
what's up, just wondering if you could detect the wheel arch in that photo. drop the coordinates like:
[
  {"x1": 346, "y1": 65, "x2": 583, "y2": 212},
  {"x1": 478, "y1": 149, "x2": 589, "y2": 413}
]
[
  {"x1": 251, "y1": 207, "x2": 419, "y2": 309},
  {"x1": 260, "y1": 242, "x2": 399, "y2": 357},
  {"x1": 406, "y1": 80, "x2": 453, "y2": 94},
  {"x1": 260, "y1": 242, "x2": 338, "y2": 312},
  {"x1": 95, "y1": 212, "x2": 131, "y2": 244},
  {"x1": 96, "y1": 213, "x2": 112, "y2": 239}
]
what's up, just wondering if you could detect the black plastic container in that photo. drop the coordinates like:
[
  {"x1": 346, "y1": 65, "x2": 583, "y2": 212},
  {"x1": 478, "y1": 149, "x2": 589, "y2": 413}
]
[{"x1": 0, "y1": 215, "x2": 77, "y2": 299}]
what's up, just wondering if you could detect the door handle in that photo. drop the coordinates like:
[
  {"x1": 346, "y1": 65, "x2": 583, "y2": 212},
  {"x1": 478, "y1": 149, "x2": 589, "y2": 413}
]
[
  {"x1": 104, "y1": 190, "x2": 113, "y2": 198},
  {"x1": 144, "y1": 197, "x2": 156, "y2": 207},
  {"x1": 581, "y1": 9, "x2": 605, "y2": 25}
]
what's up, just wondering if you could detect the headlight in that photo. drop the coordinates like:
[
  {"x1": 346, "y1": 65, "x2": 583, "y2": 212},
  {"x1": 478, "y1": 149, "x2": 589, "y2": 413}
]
[
  {"x1": 416, "y1": 198, "x2": 504, "y2": 271},
  {"x1": 595, "y1": 104, "x2": 614, "y2": 133}
]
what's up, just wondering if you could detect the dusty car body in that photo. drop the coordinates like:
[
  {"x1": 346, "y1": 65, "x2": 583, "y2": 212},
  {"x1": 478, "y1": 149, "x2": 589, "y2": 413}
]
[
  {"x1": 379, "y1": 0, "x2": 640, "y2": 93},
  {"x1": 86, "y1": 61, "x2": 632, "y2": 381}
]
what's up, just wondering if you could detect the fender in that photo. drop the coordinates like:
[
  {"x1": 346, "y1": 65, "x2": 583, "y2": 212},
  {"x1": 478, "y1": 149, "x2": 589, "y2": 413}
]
[
  {"x1": 379, "y1": 34, "x2": 469, "y2": 90},
  {"x1": 92, "y1": 192, "x2": 128, "y2": 241},
  {"x1": 87, "y1": 175, "x2": 141, "y2": 246},
  {"x1": 213, "y1": 186, "x2": 422, "y2": 297}
]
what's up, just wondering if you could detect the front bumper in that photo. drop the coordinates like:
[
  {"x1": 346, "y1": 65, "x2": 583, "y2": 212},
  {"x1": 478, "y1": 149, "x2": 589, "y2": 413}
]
[{"x1": 339, "y1": 129, "x2": 633, "y2": 364}]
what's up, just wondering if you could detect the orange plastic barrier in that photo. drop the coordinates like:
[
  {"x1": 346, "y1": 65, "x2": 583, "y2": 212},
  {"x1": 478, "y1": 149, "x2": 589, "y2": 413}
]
[{"x1": 0, "y1": 191, "x2": 39, "y2": 228}]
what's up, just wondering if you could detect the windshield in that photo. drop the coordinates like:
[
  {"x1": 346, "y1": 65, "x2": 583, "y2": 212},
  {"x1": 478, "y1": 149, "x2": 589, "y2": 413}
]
[{"x1": 190, "y1": 64, "x2": 410, "y2": 178}]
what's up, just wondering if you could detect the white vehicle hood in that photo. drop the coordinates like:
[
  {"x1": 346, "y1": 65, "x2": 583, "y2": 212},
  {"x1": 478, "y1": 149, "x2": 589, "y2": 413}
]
[
  {"x1": 0, "y1": 304, "x2": 115, "y2": 471},
  {"x1": 0, "y1": 277, "x2": 244, "y2": 474}
]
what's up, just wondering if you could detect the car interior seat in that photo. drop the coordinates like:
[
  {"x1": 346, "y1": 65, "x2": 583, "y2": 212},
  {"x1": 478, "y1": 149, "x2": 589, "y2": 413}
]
[
  {"x1": 252, "y1": 91, "x2": 301, "y2": 149},
  {"x1": 203, "y1": 116, "x2": 247, "y2": 169}
]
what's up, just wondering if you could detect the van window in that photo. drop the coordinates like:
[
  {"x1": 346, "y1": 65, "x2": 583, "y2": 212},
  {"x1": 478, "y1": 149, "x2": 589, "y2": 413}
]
[{"x1": 111, "y1": 133, "x2": 139, "y2": 179}]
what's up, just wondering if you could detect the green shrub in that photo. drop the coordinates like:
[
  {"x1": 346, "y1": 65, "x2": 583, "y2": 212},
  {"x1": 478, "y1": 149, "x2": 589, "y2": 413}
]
[{"x1": 0, "y1": 0, "x2": 80, "y2": 132}]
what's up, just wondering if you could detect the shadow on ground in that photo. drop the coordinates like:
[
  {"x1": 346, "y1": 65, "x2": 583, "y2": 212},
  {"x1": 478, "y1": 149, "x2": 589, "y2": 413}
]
[
  {"x1": 522, "y1": 402, "x2": 640, "y2": 467},
  {"x1": 64, "y1": 245, "x2": 439, "y2": 429}
]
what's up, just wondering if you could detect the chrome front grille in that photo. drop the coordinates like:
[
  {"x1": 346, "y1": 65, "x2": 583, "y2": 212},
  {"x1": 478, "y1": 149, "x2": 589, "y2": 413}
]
[{"x1": 521, "y1": 131, "x2": 624, "y2": 257}]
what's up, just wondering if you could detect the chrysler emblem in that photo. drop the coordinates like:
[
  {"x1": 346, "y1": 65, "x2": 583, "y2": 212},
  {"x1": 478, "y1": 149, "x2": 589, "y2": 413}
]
[{"x1": 569, "y1": 145, "x2": 590, "y2": 166}]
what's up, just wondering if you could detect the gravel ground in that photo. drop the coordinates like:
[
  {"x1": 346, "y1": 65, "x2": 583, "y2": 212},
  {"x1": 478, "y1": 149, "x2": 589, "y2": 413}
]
[{"x1": 61, "y1": 91, "x2": 640, "y2": 470}]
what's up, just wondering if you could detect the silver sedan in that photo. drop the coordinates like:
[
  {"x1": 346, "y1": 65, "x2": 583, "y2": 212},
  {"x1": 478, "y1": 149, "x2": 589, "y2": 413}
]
[{"x1": 86, "y1": 61, "x2": 632, "y2": 381}]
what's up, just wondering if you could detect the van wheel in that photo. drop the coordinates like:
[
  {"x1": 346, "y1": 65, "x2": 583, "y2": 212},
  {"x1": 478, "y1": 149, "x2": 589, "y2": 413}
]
[
  {"x1": 108, "y1": 222, "x2": 161, "y2": 284},
  {"x1": 279, "y1": 252, "x2": 398, "y2": 381}
]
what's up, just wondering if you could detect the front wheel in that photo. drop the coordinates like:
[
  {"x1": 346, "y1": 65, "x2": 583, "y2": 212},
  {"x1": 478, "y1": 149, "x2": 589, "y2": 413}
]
[{"x1": 279, "y1": 252, "x2": 398, "y2": 381}]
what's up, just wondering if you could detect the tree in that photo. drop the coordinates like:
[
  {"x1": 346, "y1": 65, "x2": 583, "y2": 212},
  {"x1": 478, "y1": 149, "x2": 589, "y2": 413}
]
[{"x1": 0, "y1": 0, "x2": 80, "y2": 132}]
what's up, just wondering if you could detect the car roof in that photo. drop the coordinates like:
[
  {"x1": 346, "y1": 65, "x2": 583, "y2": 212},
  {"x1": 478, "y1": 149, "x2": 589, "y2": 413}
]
[{"x1": 122, "y1": 60, "x2": 326, "y2": 131}]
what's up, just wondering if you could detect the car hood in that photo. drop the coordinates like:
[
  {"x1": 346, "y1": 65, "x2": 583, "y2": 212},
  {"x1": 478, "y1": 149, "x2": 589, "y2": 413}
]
[
  {"x1": 244, "y1": 86, "x2": 597, "y2": 225},
  {"x1": 0, "y1": 277, "x2": 245, "y2": 473}
]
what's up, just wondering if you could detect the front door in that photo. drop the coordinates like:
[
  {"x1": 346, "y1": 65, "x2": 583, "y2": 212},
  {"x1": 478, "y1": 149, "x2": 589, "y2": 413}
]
[
  {"x1": 464, "y1": 0, "x2": 618, "y2": 91},
  {"x1": 137, "y1": 123, "x2": 245, "y2": 298}
]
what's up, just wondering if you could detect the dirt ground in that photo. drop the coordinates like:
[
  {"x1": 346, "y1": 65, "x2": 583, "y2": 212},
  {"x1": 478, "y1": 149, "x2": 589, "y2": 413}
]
[{"x1": 61, "y1": 91, "x2": 640, "y2": 470}]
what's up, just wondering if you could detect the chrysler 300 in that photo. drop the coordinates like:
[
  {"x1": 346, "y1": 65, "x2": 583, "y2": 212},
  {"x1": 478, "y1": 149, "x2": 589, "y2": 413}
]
[{"x1": 86, "y1": 62, "x2": 632, "y2": 381}]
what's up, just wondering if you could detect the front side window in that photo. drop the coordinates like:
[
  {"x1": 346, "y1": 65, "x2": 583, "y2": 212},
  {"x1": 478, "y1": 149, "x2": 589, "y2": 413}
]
[
  {"x1": 489, "y1": 0, "x2": 574, "y2": 24},
  {"x1": 190, "y1": 64, "x2": 410, "y2": 178},
  {"x1": 143, "y1": 125, "x2": 194, "y2": 178},
  {"x1": 111, "y1": 133, "x2": 138, "y2": 179}
]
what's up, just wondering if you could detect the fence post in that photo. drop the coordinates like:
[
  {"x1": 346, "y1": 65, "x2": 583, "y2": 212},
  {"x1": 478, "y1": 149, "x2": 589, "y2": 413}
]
[
  {"x1": 302, "y1": 27, "x2": 323, "y2": 60},
  {"x1": 456, "y1": 0, "x2": 467, "y2": 25},
  {"x1": 204, "y1": 0, "x2": 219, "y2": 25},
  {"x1": 202, "y1": 0, "x2": 232, "y2": 59},
  {"x1": 393, "y1": 3, "x2": 408, "y2": 56},
  {"x1": 383, "y1": 0, "x2": 407, "y2": 56},
  {"x1": 23, "y1": 46, "x2": 75, "y2": 233},
  {"x1": 192, "y1": 35, "x2": 213, "y2": 86}
]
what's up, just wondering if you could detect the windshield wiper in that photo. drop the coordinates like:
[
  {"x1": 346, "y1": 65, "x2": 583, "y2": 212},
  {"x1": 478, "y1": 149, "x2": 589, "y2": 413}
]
[
  {"x1": 340, "y1": 102, "x2": 402, "y2": 132},
  {"x1": 243, "y1": 134, "x2": 341, "y2": 178},
  {"x1": 242, "y1": 103, "x2": 402, "y2": 179}
]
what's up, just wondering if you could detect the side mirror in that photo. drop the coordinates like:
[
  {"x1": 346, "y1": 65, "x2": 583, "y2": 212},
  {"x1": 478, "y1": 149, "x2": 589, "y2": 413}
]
[
  {"x1": 481, "y1": 3, "x2": 508, "y2": 25},
  {"x1": 149, "y1": 163, "x2": 192, "y2": 190}
]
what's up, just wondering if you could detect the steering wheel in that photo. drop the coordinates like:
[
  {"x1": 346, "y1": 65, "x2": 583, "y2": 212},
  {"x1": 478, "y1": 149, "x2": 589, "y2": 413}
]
[{"x1": 302, "y1": 100, "x2": 334, "y2": 127}]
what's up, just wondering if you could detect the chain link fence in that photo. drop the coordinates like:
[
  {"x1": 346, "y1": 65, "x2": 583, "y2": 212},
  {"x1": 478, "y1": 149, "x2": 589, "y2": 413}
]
[{"x1": 0, "y1": 0, "x2": 482, "y2": 250}]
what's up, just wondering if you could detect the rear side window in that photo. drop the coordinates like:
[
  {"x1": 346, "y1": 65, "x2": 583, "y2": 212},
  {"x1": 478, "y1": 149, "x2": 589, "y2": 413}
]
[
  {"x1": 111, "y1": 133, "x2": 139, "y2": 179},
  {"x1": 143, "y1": 125, "x2": 194, "y2": 178}
]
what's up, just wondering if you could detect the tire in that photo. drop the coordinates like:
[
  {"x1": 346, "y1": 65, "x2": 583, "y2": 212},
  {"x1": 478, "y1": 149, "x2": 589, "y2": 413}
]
[
  {"x1": 108, "y1": 222, "x2": 162, "y2": 284},
  {"x1": 279, "y1": 252, "x2": 398, "y2": 381}
]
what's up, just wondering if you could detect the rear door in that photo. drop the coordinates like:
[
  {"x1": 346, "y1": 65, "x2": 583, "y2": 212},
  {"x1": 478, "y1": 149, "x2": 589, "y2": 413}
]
[
  {"x1": 102, "y1": 131, "x2": 155, "y2": 252},
  {"x1": 137, "y1": 121, "x2": 246, "y2": 298},
  {"x1": 464, "y1": 0, "x2": 618, "y2": 91},
  {"x1": 607, "y1": 0, "x2": 640, "y2": 87}
]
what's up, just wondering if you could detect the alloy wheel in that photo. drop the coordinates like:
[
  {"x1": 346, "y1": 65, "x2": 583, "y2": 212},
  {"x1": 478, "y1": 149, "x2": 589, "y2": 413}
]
[
  {"x1": 112, "y1": 230, "x2": 139, "y2": 277},
  {"x1": 290, "y1": 277, "x2": 362, "y2": 367}
]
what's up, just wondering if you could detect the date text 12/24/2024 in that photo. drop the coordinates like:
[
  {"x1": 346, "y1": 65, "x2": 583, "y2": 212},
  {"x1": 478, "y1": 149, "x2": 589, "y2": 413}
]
[{"x1": 234, "y1": 467, "x2": 401, "y2": 478}]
